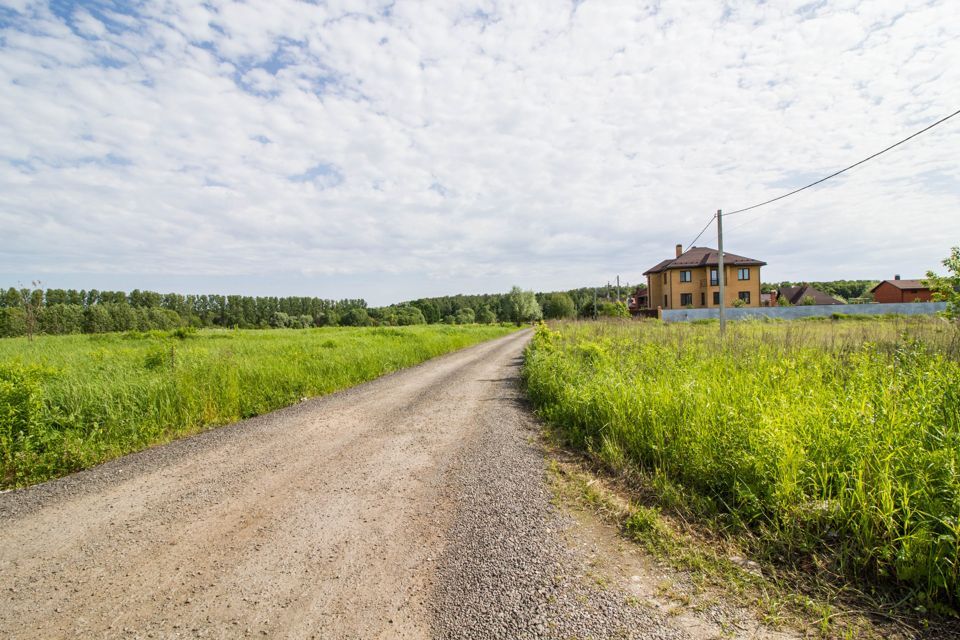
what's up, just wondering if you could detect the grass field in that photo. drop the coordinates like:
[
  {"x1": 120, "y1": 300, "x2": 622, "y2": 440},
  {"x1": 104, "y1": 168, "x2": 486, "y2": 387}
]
[
  {"x1": 524, "y1": 318, "x2": 960, "y2": 609},
  {"x1": 0, "y1": 324, "x2": 516, "y2": 488}
]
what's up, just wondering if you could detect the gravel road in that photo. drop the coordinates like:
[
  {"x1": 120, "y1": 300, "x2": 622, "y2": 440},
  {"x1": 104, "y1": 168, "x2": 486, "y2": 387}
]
[{"x1": 1, "y1": 329, "x2": 695, "y2": 639}]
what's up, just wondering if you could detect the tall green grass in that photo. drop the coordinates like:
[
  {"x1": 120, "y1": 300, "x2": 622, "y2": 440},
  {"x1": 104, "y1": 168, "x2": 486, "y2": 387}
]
[
  {"x1": 524, "y1": 318, "x2": 960, "y2": 609},
  {"x1": 0, "y1": 324, "x2": 516, "y2": 488}
]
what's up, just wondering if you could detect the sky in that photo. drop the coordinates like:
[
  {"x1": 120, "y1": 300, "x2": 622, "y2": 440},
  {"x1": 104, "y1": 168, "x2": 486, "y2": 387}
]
[{"x1": 1, "y1": 0, "x2": 958, "y2": 306}]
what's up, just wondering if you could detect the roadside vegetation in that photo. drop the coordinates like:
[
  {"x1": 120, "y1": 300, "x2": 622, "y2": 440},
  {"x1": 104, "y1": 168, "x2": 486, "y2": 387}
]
[
  {"x1": 0, "y1": 324, "x2": 516, "y2": 488},
  {"x1": 0, "y1": 284, "x2": 544, "y2": 338},
  {"x1": 524, "y1": 317, "x2": 960, "y2": 613}
]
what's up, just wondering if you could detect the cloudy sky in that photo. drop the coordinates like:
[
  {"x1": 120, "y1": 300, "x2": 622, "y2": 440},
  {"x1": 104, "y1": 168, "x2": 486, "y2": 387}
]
[{"x1": 1, "y1": 0, "x2": 958, "y2": 305}]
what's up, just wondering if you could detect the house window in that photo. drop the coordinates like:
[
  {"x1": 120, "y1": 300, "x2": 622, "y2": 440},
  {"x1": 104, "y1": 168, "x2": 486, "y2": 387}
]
[
  {"x1": 680, "y1": 293, "x2": 693, "y2": 306},
  {"x1": 710, "y1": 269, "x2": 719, "y2": 286},
  {"x1": 663, "y1": 273, "x2": 667, "y2": 284},
  {"x1": 713, "y1": 292, "x2": 720, "y2": 305},
  {"x1": 738, "y1": 268, "x2": 750, "y2": 280},
  {"x1": 663, "y1": 295, "x2": 668, "y2": 308},
  {"x1": 679, "y1": 270, "x2": 692, "y2": 282},
  {"x1": 700, "y1": 293, "x2": 705, "y2": 306},
  {"x1": 738, "y1": 291, "x2": 751, "y2": 304}
]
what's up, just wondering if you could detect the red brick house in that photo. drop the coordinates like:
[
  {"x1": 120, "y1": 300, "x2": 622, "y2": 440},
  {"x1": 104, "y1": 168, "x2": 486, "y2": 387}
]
[{"x1": 870, "y1": 276, "x2": 932, "y2": 303}]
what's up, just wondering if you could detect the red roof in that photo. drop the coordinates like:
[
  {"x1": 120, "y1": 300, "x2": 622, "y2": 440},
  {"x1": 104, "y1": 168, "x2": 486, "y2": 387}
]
[
  {"x1": 870, "y1": 279, "x2": 929, "y2": 292},
  {"x1": 779, "y1": 285, "x2": 843, "y2": 305},
  {"x1": 643, "y1": 246, "x2": 766, "y2": 275}
]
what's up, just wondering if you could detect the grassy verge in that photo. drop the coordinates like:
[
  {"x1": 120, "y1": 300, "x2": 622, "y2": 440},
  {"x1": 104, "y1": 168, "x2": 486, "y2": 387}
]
[
  {"x1": 524, "y1": 318, "x2": 960, "y2": 615},
  {"x1": 1, "y1": 324, "x2": 517, "y2": 488}
]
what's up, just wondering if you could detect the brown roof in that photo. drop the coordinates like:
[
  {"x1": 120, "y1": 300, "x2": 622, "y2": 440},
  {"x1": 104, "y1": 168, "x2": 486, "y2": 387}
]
[
  {"x1": 643, "y1": 246, "x2": 766, "y2": 275},
  {"x1": 870, "y1": 279, "x2": 929, "y2": 292},
  {"x1": 778, "y1": 285, "x2": 843, "y2": 305}
]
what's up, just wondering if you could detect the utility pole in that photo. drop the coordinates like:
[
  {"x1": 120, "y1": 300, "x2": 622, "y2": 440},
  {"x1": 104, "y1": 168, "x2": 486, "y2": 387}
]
[
  {"x1": 717, "y1": 209, "x2": 726, "y2": 336},
  {"x1": 593, "y1": 287, "x2": 598, "y2": 320},
  {"x1": 616, "y1": 275, "x2": 620, "y2": 302}
]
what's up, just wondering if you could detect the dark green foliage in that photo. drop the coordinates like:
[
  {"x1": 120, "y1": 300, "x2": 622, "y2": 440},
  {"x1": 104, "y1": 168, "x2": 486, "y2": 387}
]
[
  {"x1": 38, "y1": 304, "x2": 84, "y2": 334},
  {"x1": 341, "y1": 307, "x2": 371, "y2": 327},
  {"x1": 763, "y1": 280, "x2": 879, "y2": 301},
  {"x1": 926, "y1": 246, "x2": 960, "y2": 321},
  {"x1": 454, "y1": 307, "x2": 475, "y2": 324},
  {"x1": 475, "y1": 306, "x2": 497, "y2": 324},
  {"x1": 0, "y1": 286, "x2": 369, "y2": 337},
  {"x1": 541, "y1": 292, "x2": 576, "y2": 319},
  {"x1": 0, "y1": 308, "x2": 26, "y2": 338}
]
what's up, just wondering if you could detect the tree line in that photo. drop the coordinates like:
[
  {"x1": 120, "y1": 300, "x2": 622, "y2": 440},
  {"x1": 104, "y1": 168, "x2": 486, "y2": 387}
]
[
  {"x1": 0, "y1": 286, "x2": 368, "y2": 338},
  {"x1": 760, "y1": 280, "x2": 879, "y2": 302},
  {"x1": 0, "y1": 281, "x2": 641, "y2": 339}
]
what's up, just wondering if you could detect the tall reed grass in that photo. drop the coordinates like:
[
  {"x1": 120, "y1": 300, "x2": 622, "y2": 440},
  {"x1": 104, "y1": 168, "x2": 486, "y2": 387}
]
[
  {"x1": 0, "y1": 324, "x2": 515, "y2": 488},
  {"x1": 524, "y1": 318, "x2": 960, "y2": 608}
]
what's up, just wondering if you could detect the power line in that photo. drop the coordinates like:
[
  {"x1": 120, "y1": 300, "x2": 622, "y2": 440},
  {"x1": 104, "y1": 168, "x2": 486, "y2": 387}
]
[
  {"x1": 724, "y1": 107, "x2": 960, "y2": 217},
  {"x1": 685, "y1": 213, "x2": 716, "y2": 251}
]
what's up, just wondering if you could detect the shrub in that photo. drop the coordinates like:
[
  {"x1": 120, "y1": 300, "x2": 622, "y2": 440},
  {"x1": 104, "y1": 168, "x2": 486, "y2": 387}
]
[
  {"x1": 454, "y1": 307, "x2": 476, "y2": 324},
  {"x1": 0, "y1": 363, "x2": 50, "y2": 483},
  {"x1": 39, "y1": 304, "x2": 84, "y2": 335},
  {"x1": 541, "y1": 293, "x2": 577, "y2": 320},
  {"x1": 340, "y1": 307, "x2": 371, "y2": 327},
  {"x1": 0, "y1": 308, "x2": 26, "y2": 338}
]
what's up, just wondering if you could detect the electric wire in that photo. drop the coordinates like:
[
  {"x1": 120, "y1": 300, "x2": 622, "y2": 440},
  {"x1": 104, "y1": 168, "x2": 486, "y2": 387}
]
[
  {"x1": 723, "y1": 107, "x2": 960, "y2": 217},
  {"x1": 684, "y1": 213, "x2": 716, "y2": 251}
]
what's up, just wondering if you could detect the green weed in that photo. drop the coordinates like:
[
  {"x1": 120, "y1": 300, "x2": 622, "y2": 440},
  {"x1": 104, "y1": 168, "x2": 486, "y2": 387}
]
[
  {"x1": 525, "y1": 318, "x2": 960, "y2": 609},
  {"x1": 0, "y1": 324, "x2": 516, "y2": 487}
]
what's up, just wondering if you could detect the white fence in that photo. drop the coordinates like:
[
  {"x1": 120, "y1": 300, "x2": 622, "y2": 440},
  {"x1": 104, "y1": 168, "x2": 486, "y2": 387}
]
[{"x1": 660, "y1": 301, "x2": 947, "y2": 323}]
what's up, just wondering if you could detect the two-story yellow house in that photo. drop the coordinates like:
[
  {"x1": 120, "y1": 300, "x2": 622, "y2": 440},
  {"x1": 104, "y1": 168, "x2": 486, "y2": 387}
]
[{"x1": 643, "y1": 245, "x2": 766, "y2": 309}]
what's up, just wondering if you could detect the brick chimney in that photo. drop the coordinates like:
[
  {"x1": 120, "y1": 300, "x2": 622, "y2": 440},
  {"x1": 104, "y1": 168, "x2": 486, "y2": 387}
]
[
  {"x1": 675, "y1": 244, "x2": 683, "y2": 258},
  {"x1": 895, "y1": 274, "x2": 901, "y2": 280}
]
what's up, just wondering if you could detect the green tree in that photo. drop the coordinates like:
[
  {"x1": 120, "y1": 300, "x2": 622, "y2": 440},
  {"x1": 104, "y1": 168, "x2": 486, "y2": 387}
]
[
  {"x1": 598, "y1": 301, "x2": 630, "y2": 318},
  {"x1": 476, "y1": 306, "x2": 497, "y2": 324},
  {"x1": 0, "y1": 308, "x2": 26, "y2": 337},
  {"x1": 341, "y1": 307, "x2": 371, "y2": 327},
  {"x1": 504, "y1": 286, "x2": 542, "y2": 324},
  {"x1": 454, "y1": 307, "x2": 475, "y2": 324},
  {"x1": 541, "y1": 292, "x2": 576, "y2": 319},
  {"x1": 394, "y1": 305, "x2": 426, "y2": 326},
  {"x1": 39, "y1": 304, "x2": 85, "y2": 334},
  {"x1": 926, "y1": 246, "x2": 960, "y2": 321}
]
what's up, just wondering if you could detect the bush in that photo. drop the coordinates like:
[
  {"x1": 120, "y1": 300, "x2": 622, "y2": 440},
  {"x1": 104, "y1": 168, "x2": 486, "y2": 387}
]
[
  {"x1": 340, "y1": 307, "x2": 371, "y2": 327},
  {"x1": 599, "y1": 301, "x2": 630, "y2": 318},
  {"x1": 83, "y1": 305, "x2": 112, "y2": 334},
  {"x1": 476, "y1": 306, "x2": 497, "y2": 324},
  {"x1": 454, "y1": 307, "x2": 476, "y2": 324},
  {"x1": 38, "y1": 304, "x2": 84, "y2": 335},
  {"x1": 0, "y1": 308, "x2": 26, "y2": 338},
  {"x1": 541, "y1": 293, "x2": 577, "y2": 320},
  {"x1": 0, "y1": 363, "x2": 49, "y2": 483}
]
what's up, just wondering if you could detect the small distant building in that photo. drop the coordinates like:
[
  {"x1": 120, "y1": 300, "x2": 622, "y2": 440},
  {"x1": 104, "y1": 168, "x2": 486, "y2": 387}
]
[
  {"x1": 777, "y1": 284, "x2": 844, "y2": 306},
  {"x1": 643, "y1": 244, "x2": 766, "y2": 309},
  {"x1": 870, "y1": 276, "x2": 932, "y2": 303},
  {"x1": 627, "y1": 286, "x2": 648, "y2": 312}
]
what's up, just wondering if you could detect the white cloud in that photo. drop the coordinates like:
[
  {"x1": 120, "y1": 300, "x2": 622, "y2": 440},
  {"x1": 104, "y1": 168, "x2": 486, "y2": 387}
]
[{"x1": 0, "y1": 0, "x2": 958, "y2": 304}]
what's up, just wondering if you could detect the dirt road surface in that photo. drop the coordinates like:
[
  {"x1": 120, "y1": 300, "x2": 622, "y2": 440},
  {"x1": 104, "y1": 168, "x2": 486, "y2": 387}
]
[{"x1": 0, "y1": 330, "x2": 775, "y2": 639}]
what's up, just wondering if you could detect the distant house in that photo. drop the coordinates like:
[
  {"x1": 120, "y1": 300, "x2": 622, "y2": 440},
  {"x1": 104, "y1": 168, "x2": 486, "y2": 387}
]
[
  {"x1": 643, "y1": 244, "x2": 766, "y2": 309},
  {"x1": 870, "y1": 276, "x2": 932, "y2": 303},
  {"x1": 627, "y1": 286, "x2": 648, "y2": 312},
  {"x1": 777, "y1": 284, "x2": 844, "y2": 306}
]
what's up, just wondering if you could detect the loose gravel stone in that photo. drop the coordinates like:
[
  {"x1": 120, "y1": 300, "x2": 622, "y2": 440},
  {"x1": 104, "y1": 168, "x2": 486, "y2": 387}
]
[{"x1": 430, "y1": 361, "x2": 686, "y2": 640}]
